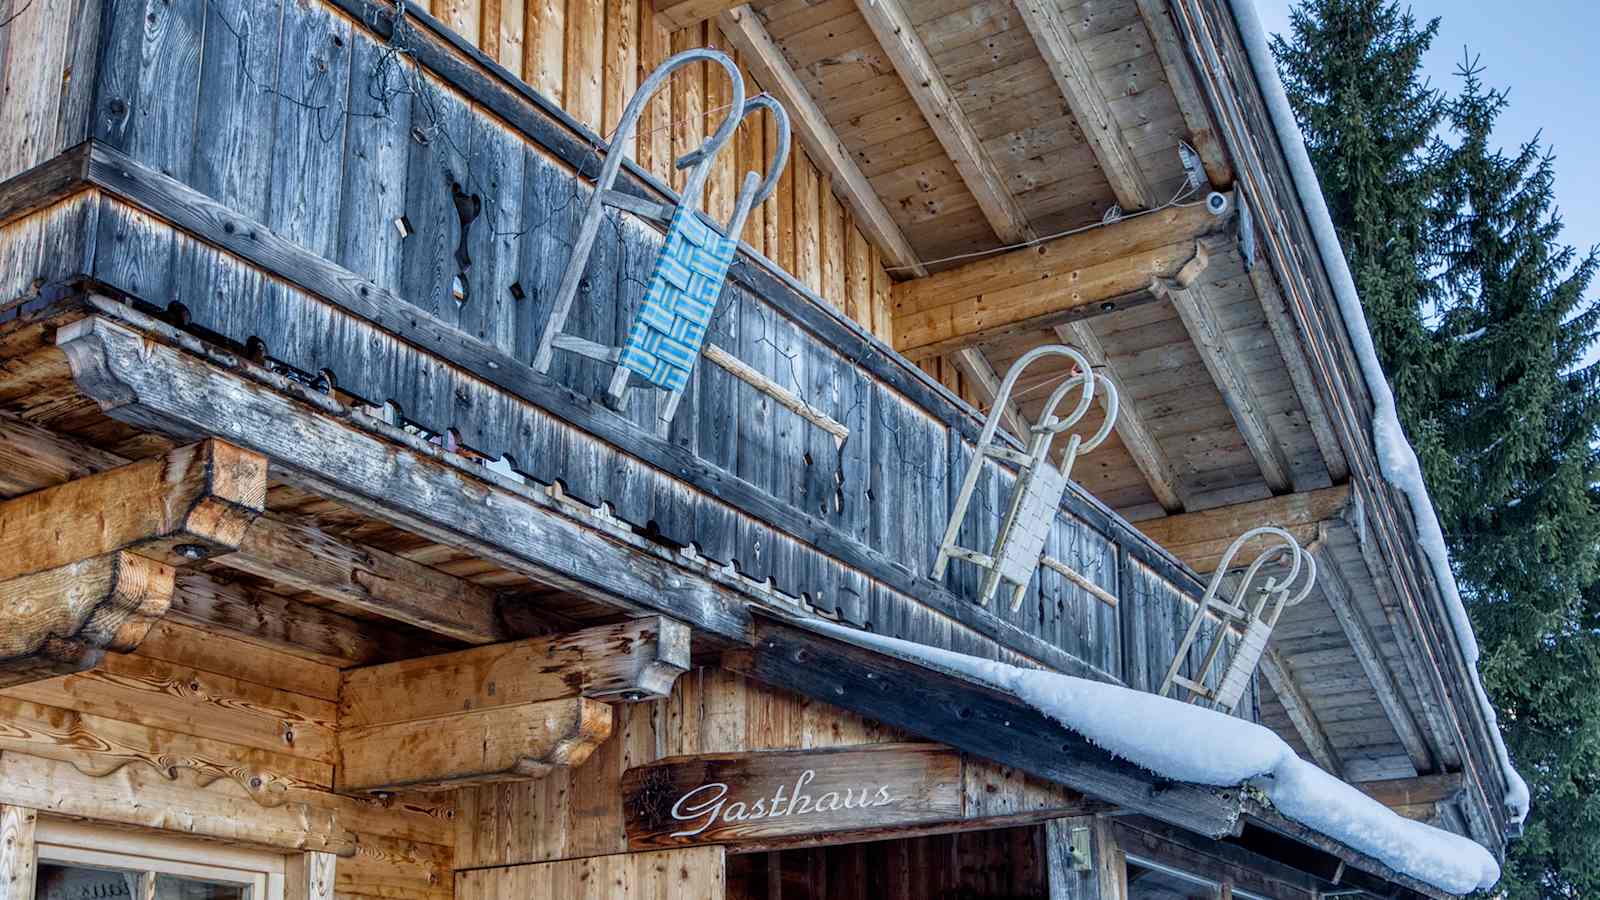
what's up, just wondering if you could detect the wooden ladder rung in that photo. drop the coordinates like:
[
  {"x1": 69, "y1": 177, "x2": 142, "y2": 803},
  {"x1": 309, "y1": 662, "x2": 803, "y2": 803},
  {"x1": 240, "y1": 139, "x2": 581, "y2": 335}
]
[
  {"x1": 601, "y1": 189, "x2": 671, "y2": 224},
  {"x1": 944, "y1": 545, "x2": 996, "y2": 569},
  {"x1": 551, "y1": 333, "x2": 621, "y2": 362},
  {"x1": 1172, "y1": 675, "x2": 1213, "y2": 697},
  {"x1": 983, "y1": 444, "x2": 1033, "y2": 468}
]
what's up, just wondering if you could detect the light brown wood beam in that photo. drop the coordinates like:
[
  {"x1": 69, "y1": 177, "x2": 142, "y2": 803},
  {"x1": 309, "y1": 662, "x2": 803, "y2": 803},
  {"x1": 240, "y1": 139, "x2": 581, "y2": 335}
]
[
  {"x1": 1133, "y1": 483, "x2": 1351, "y2": 573},
  {"x1": 337, "y1": 697, "x2": 613, "y2": 794},
  {"x1": 718, "y1": 5, "x2": 927, "y2": 277},
  {"x1": 1055, "y1": 322, "x2": 1184, "y2": 513},
  {"x1": 1131, "y1": 0, "x2": 1232, "y2": 187},
  {"x1": 1246, "y1": 241, "x2": 1351, "y2": 482},
  {"x1": 651, "y1": 0, "x2": 744, "y2": 29},
  {"x1": 213, "y1": 514, "x2": 507, "y2": 645},
  {"x1": 0, "y1": 439, "x2": 266, "y2": 579},
  {"x1": 1356, "y1": 773, "x2": 1464, "y2": 810},
  {"x1": 854, "y1": 0, "x2": 1034, "y2": 245},
  {"x1": 1258, "y1": 648, "x2": 1343, "y2": 777},
  {"x1": 0, "y1": 552, "x2": 174, "y2": 687},
  {"x1": 1014, "y1": 0, "x2": 1156, "y2": 210},
  {"x1": 950, "y1": 348, "x2": 1031, "y2": 442},
  {"x1": 1313, "y1": 531, "x2": 1435, "y2": 773},
  {"x1": 285, "y1": 852, "x2": 337, "y2": 900},
  {"x1": 0, "y1": 412, "x2": 481, "y2": 654},
  {"x1": 340, "y1": 617, "x2": 691, "y2": 730},
  {"x1": 893, "y1": 203, "x2": 1224, "y2": 360},
  {"x1": 1155, "y1": 261, "x2": 1295, "y2": 494}
]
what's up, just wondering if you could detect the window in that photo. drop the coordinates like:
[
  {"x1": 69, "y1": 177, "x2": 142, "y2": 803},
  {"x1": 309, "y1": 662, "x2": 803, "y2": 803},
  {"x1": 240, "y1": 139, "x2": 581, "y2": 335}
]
[
  {"x1": 34, "y1": 822, "x2": 287, "y2": 900},
  {"x1": 1126, "y1": 856, "x2": 1221, "y2": 900}
]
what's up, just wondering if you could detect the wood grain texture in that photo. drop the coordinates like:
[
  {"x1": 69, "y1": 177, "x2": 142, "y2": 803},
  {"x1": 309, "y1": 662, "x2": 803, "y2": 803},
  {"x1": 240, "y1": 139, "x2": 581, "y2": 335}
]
[
  {"x1": 0, "y1": 805, "x2": 36, "y2": 900},
  {"x1": 338, "y1": 697, "x2": 613, "y2": 793},
  {"x1": 285, "y1": 851, "x2": 338, "y2": 900},
  {"x1": 622, "y1": 744, "x2": 961, "y2": 851},
  {"x1": 458, "y1": 845, "x2": 726, "y2": 899},
  {"x1": 1133, "y1": 484, "x2": 1350, "y2": 573},
  {"x1": 0, "y1": 438, "x2": 265, "y2": 578},
  {"x1": 340, "y1": 617, "x2": 691, "y2": 729},
  {"x1": 0, "y1": 551, "x2": 174, "y2": 687}
]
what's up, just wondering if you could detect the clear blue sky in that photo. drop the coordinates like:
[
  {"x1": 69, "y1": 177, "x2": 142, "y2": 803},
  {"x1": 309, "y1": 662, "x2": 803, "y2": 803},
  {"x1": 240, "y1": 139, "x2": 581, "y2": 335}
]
[{"x1": 1254, "y1": 0, "x2": 1600, "y2": 262}]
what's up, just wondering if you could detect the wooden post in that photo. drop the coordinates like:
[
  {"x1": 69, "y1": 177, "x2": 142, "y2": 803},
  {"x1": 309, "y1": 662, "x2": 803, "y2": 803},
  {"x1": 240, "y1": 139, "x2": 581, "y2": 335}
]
[
  {"x1": 1046, "y1": 815, "x2": 1126, "y2": 900},
  {"x1": 285, "y1": 851, "x2": 337, "y2": 900},
  {"x1": 0, "y1": 806, "x2": 37, "y2": 900}
]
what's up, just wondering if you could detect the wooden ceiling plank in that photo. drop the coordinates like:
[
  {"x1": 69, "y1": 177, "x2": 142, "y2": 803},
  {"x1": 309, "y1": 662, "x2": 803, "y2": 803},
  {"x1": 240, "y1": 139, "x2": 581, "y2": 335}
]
[
  {"x1": 1155, "y1": 268, "x2": 1295, "y2": 495},
  {"x1": 1012, "y1": 0, "x2": 1157, "y2": 211},
  {"x1": 1355, "y1": 773, "x2": 1465, "y2": 810},
  {"x1": 718, "y1": 4, "x2": 928, "y2": 277},
  {"x1": 1313, "y1": 533, "x2": 1436, "y2": 774},
  {"x1": 1131, "y1": 0, "x2": 1233, "y2": 187},
  {"x1": 652, "y1": 0, "x2": 751, "y2": 30},
  {"x1": 950, "y1": 347, "x2": 1032, "y2": 442},
  {"x1": 1259, "y1": 647, "x2": 1344, "y2": 777},
  {"x1": 853, "y1": 0, "x2": 1035, "y2": 245},
  {"x1": 1056, "y1": 321, "x2": 1185, "y2": 513},
  {"x1": 1133, "y1": 483, "x2": 1351, "y2": 574}
]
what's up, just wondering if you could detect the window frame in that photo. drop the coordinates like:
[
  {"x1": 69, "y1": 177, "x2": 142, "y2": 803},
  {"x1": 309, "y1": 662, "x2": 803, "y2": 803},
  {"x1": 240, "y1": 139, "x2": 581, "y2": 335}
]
[{"x1": 33, "y1": 820, "x2": 286, "y2": 900}]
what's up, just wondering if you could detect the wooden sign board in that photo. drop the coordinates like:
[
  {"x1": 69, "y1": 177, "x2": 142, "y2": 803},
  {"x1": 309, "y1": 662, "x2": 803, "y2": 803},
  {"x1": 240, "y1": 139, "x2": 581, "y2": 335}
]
[{"x1": 622, "y1": 744, "x2": 962, "y2": 850}]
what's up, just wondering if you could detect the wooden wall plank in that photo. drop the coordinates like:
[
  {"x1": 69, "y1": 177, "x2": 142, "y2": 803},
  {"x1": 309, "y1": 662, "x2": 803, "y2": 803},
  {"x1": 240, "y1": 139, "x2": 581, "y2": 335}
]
[{"x1": 0, "y1": 805, "x2": 37, "y2": 900}]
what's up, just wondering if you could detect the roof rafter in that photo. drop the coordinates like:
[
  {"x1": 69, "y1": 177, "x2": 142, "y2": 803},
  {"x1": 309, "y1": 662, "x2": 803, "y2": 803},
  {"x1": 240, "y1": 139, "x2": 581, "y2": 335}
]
[
  {"x1": 1259, "y1": 647, "x2": 1344, "y2": 777},
  {"x1": 854, "y1": 0, "x2": 1035, "y2": 245},
  {"x1": 718, "y1": 4, "x2": 927, "y2": 277},
  {"x1": 1133, "y1": 483, "x2": 1351, "y2": 574},
  {"x1": 1013, "y1": 0, "x2": 1157, "y2": 211},
  {"x1": 950, "y1": 347, "x2": 1032, "y2": 442}
]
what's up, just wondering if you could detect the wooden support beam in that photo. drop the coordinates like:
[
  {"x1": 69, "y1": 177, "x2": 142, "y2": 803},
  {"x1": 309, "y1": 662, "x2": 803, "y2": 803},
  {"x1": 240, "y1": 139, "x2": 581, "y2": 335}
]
[
  {"x1": 0, "y1": 552, "x2": 175, "y2": 687},
  {"x1": 718, "y1": 4, "x2": 927, "y2": 277},
  {"x1": 215, "y1": 513, "x2": 507, "y2": 645},
  {"x1": 893, "y1": 203, "x2": 1223, "y2": 360},
  {"x1": 950, "y1": 348, "x2": 1031, "y2": 442},
  {"x1": 1155, "y1": 270, "x2": 1296, "y2": 494},
  {"x1": 854, "y1": 0, "x2": 1035, "y2": 245},
  {"x1": 725, "y1": 609, "x2": 1242, "y2": 839},
  {"x1": 285, "y1": 852, "x2": 337, "y2": 900},
  {"x1": 1356, "y1": 773, "x2": 1464, "y2": 811},
  {"x1": 1312, "y1": 537, "x2": 1435, "y2": 773},
  {"x1": 1245, "y1": 244, "x2": 1350, "y2": 482},
  {"x1": 1056, "y1": 322, "x2": 1184, "y2": 513},
  {"x1": 1013, "y1": 0, "x2": 1156, "y2": 210},
  {"x1": 340, "y1": 617, "x2": 691, "y2": 729},
  {"x1": 1133, "y1": 484, "x2": 1351, "y2": 573},
  {"x1": 0, "y1": 410, "x2": 501, "y2": 649},
  {"x1": 1258, "y1": 648, "x2": 1343, "y2": 777},
  {"x1": 0, "y1": 805, "x2": 36, "y2": 900},
  {"x1": 0, "y1": 439, "x2": 266, "y2": 578},
  {"x1": 1130, "y1": 0, "x2": 1232, "y2": 188},
  {"x1": 337, "y1": 697, "x2": 613, "y2": 794},
  {"x1": 1046, "y1": 816, "x2": 1121, "y2": 900},
  {"x1": 651, "y1": 0, "x2": 743, "y2": 30}
]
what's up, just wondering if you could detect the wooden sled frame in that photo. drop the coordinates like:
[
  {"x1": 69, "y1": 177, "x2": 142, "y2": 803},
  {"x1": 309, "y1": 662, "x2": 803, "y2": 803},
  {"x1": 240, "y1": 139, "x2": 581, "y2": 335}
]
[
  {"x1": 1158, "y1": 526, "x2": 1317, "y2": 713},
  {"x1": 531, "y1": 48, "x2": 797, "y2": 438},
  {"x1": 933, "y1": 345, "x2": 1120, "y2": 610}
]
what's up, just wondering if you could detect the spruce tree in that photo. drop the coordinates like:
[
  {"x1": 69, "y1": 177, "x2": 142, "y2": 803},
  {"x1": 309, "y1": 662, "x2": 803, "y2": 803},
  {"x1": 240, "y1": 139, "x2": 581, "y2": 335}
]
[{"x1": 1275, "y1": 5, "x2": 1600, "y2": 896}]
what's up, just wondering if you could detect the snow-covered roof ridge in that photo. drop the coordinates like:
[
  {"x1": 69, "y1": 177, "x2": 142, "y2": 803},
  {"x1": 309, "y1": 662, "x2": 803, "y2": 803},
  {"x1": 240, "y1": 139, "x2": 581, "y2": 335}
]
[
  {"x1": 810, "y1": 621, "x2": 1502, "y2": 896},
  {"x1": 1224, "y1": 0, "x2": 1529, "y2": 826}
]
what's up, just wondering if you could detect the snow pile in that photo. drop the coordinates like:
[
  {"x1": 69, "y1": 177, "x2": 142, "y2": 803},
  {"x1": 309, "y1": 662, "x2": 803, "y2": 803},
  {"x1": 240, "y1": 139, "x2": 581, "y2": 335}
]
[
  {"x1": 814, "y1": 622, "x2": 1501, "y2": 894},
  {"x1": 1225, "y1": 0, "x2": 1529, "y2": 824}
]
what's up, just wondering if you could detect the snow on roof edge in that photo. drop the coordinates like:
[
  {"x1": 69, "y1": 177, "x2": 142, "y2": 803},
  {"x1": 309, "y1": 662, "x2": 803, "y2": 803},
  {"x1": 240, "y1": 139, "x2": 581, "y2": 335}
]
[
  {"x1": 1223, "y1": 0, "x2": 1529, "y2": 826},
  {"x1": 809, "y1": 620, "x2": 1502, "y2": 895}
]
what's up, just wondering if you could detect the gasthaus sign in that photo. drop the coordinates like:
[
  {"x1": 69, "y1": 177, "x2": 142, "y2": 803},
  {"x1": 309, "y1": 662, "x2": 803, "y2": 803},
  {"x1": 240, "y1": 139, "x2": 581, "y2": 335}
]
[{"x1": 621, "y1": 744, "x2": 962, "y2": 850}]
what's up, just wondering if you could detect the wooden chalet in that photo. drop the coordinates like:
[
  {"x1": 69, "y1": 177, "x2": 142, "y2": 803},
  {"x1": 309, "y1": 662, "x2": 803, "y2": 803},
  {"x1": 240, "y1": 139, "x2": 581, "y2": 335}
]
[{"x1": 0, "y1": 0, "x2": 1518, "y2": 896}]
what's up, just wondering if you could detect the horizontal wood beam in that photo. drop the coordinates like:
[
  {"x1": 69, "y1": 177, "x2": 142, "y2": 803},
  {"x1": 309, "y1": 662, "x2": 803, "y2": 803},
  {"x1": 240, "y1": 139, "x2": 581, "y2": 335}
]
[
  {"x1": 337, "y1": 697, "x2": 613, "y2": 794},
  {"x1": 893, "y1": 203, "x2": 1224, "y2": 360},
  {"x1": 215, "y1": 513, "x2": 507, "y2": 645},
  {"x1": 1014, "y1": 0, "x2": 1155, "y2": 211},
  {"x1": 652, "y1": 0, "x2": 744, "y2": 29},
  {"x1": 725, "y1": 609, "x2": 1241, "y2": 838},
  {"x1": 0, "y1": 551, "x2": 174, "y2": 687},
  {"x1": 0, "y1": 439, "x2": 266, "y2": 578},
  {"x1": 718, "y1": 4, "x2": 927, "y2": 277},
  {"x1": 1356, "y1": 773, "x2": 1464, "y2": 810},
  {"x1": 340, "y1": 617, "x2": 691, "y2": 730},
  {"x1": 855, "y1": 0, "x2": 1035, "y2": 245},
  {"x1": 1133, "y1": 484, "x2": 1352, "y2": 573},
  {"x1": 57, "y1": 311, "x2": 757, "y2": 647}
]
